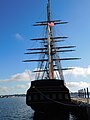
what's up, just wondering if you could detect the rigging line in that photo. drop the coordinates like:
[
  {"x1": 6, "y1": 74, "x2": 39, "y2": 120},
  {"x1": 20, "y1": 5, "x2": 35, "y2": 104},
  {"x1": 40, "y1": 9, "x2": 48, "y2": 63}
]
[
  {"x1": 46, "y1": 62, "x2": 50, "y2": 79},
  {"x1": 35, "y1": 39, "x2": 45, "y2": 79},
  {"x1": 42, "y1": 62, "x2": 50, "y2": 79},
  {"x1": 41, "y1": 62, "x2": 47, "y2": 79},
  {"x1": 34, "y1": 87, "x2": 81, "y2": 107},
  {"x1": 57, "y1": 55, "x2": 64, "y2": 80},
  {"x1": 56, "y1": 54, "x2": 64, "y2": 79},
  {"x1": 39, "y1": 26, "x2": 47, "y2": 38},
  {"x1": 37, "y1": 43, "x2": 47, "y2": 79},
  {"x1": 35, "y1": 54, "x2": 42, "y2": 79},
  {"x1": 48, "y1": 35, "x2": 61, "y2": 79},
  {"x1": 54, "y1": 25, "x2": 74, "y2": 46},
  {"x1": 31, "y1": 25, "x2": 46, "y2": 48},
  {"x1": 54, "y1": 54, "x2": 64, "y2": 80},
  {"x1": 37, "y1": 40, "x2": 47, "y2": 79},
  {"x1": 35, "y1": 26, "x2": 47, "y2": 80},
  {"x1": 55, "y1": 69, "x2": 60, "y2": 79},
  {"x1": 52, "y1": 46, "x2": 60, "y2": 79},
  {"x1": 29, "y1": 36, "x2": 39, "y2": 50},
  {"x1": 52, "y1": 39, "x2": 64, "y2": 80},
  {"x1": 53, "y1": 63, "x2": 60, "y2": 79},
  {"x1": 54, "y1": 24, "x2": 65, "y2": 36},
  {"x1": 53, "y1": 21, "x2": 68, "y2": 38},
  {"x1": 36, "y1": 53, "x2": 46, "y2": 80}
]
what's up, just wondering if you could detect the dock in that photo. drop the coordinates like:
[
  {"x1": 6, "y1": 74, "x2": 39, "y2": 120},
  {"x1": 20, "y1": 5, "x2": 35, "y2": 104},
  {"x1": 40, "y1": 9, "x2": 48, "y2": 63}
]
[
  {"x1": 71, "y1": 97, "x2": 90, "y2": 104},
  {"x1": 71, "y1": 88, "x2": 90, "y2": 104}
]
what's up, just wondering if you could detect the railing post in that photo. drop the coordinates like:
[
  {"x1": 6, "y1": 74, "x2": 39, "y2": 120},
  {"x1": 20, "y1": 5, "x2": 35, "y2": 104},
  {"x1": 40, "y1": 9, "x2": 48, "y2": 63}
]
[{"x1": 87, "y1": 87, "x2": 89, "y2": 104}]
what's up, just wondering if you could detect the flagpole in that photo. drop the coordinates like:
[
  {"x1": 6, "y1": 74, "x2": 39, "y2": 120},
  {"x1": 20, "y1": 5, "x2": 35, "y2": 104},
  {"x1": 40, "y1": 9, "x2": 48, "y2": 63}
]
[{"x1": 47, "y1": 0, "x2": 50, "y2": 21}]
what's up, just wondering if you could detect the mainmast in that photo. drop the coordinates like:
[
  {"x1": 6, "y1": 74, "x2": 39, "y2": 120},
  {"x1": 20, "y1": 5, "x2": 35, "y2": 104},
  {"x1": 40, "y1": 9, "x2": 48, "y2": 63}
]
[
  {"x1": 23, "y1": 0, "x2": 80, "y2": 81},
  {"x1": 47, "y1": 0, "x2": 54, "y2": 79}
]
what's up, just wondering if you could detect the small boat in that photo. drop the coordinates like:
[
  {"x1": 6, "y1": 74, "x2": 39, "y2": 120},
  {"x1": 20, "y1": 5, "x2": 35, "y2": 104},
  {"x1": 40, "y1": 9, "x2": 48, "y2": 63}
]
[{"x1": 23, "y1": 0, "x2": 81, "y2": 113}]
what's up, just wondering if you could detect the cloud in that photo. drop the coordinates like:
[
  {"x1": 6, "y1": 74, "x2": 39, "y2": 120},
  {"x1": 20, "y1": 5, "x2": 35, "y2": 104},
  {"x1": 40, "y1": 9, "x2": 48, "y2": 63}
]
[
  {"x1": 15, "y1": 33, "x2": 24, "y2": 40},
  {"x1": 0, "y1": 70, "x2": 35, "y2": 95},
  {"x1": 0, "y1": 66, "x2": 90, "y2": 94},
  {"x1": 1, "y1": 66, "x2": 90, "y2": 83},
  {"x1": 0, "y1": 70, "x2": 35, "y2": 82},
  {"x1": 10, "y1": 70, "x2": 31, "y2": 82},
  {"x1": 66, "y1": 81, "x2": 90, "y2": 88},
  {"x1": 66, "y1": 81, "x2": 90, "y2": 92},
  {"x1": 0, "y1": 86, "x2": 10, "y2": 93},
  {"x1": 64, "y1": 65, "x2": 90, "y2": 77},
  {"x1": 63, "y1": 66, "x2": 90, "y2": 91},
  {"x1": 15, "y1": 85, "x2": 27, "y2": 89}
]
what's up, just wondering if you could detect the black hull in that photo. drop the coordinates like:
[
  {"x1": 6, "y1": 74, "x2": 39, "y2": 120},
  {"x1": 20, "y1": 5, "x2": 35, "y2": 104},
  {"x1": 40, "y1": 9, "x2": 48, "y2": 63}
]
[
  {"x1": 29, "y1": 101, "x2": 73, "y2": 113},
  {"x1": 26, "y1": 79, "x2": 74, "y2": 113},
  {"x1": 27, "y1": 98, "x2": 81, "y2": 114}
]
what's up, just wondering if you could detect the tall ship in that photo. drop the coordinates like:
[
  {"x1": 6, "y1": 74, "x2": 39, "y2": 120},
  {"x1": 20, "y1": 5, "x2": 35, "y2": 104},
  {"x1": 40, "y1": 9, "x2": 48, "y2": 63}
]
[{"x1": 23, "y1": 0, "x2": 80, "y2": 113}]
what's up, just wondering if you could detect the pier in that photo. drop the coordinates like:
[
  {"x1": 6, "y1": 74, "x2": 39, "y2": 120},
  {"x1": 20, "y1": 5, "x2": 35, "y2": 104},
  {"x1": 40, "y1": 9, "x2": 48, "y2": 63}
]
[
  {"x1": 71, "y1": 88, "x2": 90, "y2": 104},
  {"x1": 71, "y1": 98, "x2": 90, "y2": 104},
  {"x1": 71, "y1": 88, "x2": 90, "y2": 120}
]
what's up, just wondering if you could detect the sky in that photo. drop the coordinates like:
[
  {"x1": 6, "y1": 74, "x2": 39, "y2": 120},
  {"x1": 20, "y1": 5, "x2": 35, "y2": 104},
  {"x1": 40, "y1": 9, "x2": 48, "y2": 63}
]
[{"x1": 0, "y1": 0, "x2": 90, "y2": 95}]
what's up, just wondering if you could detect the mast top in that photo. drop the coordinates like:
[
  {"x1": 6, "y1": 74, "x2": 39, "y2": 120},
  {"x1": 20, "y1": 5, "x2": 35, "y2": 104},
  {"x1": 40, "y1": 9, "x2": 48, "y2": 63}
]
[
  {"x1": 47, "y1": 0, "x2": 51, "y2": 22},
  {"x1": 48, "y1": 0, "x2": 50, "y2": 4}
]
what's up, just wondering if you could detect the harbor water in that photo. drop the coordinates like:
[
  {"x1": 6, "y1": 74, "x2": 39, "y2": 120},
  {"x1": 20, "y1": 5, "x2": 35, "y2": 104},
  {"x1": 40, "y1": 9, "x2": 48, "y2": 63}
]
[{"x1": 0, "y1": 97, "x2": 89, "y2": 120}]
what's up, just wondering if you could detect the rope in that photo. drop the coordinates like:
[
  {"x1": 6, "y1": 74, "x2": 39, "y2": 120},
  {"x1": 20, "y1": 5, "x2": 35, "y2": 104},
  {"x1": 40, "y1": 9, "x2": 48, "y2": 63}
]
[{"x1": 34, "y1": 87, "x2": 81, "y2": 107}]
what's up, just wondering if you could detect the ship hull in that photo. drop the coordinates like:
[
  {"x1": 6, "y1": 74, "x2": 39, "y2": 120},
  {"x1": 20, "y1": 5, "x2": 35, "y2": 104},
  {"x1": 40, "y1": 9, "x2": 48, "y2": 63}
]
[
  {"x1": 26, "y1": 79, "x2": 73, "y2": 113},
  {"x1": 28, "y1": 101, "x2": 71, "y2": 113}
]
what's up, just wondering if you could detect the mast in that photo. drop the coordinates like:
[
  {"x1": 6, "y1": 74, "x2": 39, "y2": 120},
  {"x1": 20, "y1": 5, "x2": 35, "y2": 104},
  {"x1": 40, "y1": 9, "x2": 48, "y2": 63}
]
[
  {"x1": 23, "y1": 0, "x2": 80, "y2": 81},
  {"x1": 47, "y1": 0, "x2": 54, "y2": 79}
]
